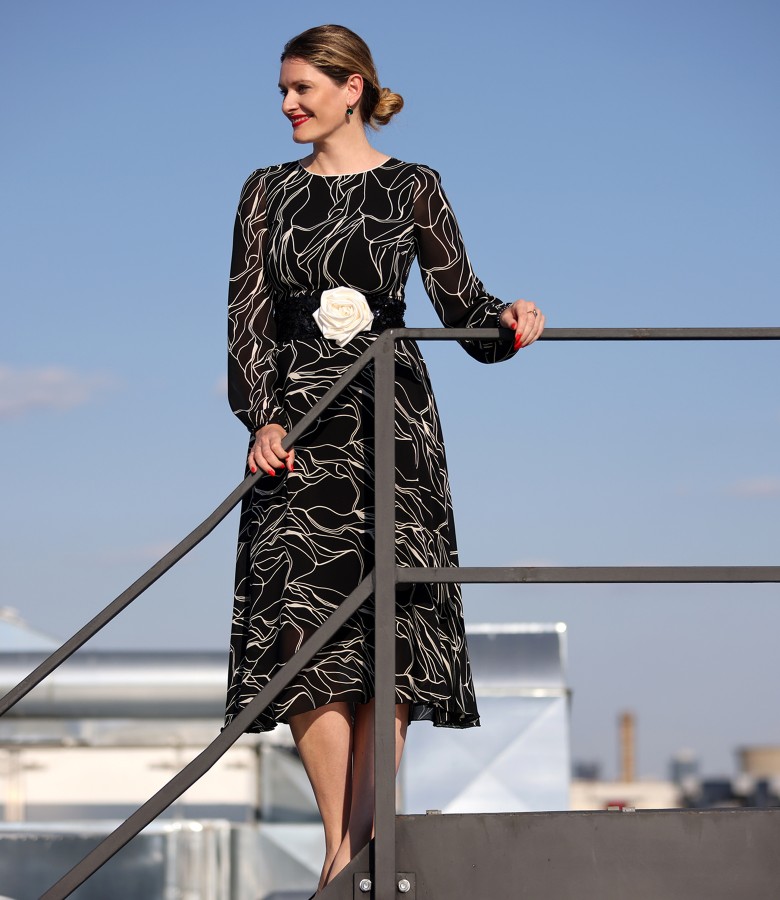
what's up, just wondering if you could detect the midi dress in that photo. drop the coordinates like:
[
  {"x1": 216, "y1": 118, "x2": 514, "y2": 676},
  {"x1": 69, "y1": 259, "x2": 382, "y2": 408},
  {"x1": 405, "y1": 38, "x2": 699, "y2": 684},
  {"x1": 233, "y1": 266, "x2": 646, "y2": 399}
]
[{"x1": 224, "y1": 158, "x2": 516, "y2": 733}]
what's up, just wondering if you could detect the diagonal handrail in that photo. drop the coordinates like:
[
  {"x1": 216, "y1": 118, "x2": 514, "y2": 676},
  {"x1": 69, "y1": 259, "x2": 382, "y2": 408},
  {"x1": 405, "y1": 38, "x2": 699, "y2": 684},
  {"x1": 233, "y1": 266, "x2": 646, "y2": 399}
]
[
  {"x1": 40, "y1": 575, "x2": 375, "y2": 899},
  {"x1": 6, "y1": 324, "x2": 779, "y2": 899},
  {"x1": 0, "y1": 339, "x2": 379, "y2": 719}
]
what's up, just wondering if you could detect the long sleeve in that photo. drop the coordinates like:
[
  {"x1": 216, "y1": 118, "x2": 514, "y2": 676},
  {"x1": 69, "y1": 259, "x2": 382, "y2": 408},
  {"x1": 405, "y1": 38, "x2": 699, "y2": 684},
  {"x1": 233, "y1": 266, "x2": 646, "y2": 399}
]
[
  {"x1": 413, "y1": 165, "x2": 517, "y2": 364},
  {"x1": 227, "y1": 170, "x2": 287, "y2": 433}
]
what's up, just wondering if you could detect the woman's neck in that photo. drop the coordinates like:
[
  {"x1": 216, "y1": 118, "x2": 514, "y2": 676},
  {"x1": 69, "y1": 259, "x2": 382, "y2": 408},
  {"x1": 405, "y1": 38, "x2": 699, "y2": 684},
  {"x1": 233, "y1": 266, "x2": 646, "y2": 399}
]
[{"x1": 302, "y1": 133, "x2": 389, "y2": 176}]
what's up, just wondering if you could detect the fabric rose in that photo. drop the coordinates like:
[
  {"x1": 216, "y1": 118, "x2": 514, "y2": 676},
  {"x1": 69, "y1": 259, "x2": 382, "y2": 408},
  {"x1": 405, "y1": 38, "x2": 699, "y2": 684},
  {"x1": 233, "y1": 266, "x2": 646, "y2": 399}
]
[{"x1": 312, "y1": 287, "x2": 374, "y2": 347}]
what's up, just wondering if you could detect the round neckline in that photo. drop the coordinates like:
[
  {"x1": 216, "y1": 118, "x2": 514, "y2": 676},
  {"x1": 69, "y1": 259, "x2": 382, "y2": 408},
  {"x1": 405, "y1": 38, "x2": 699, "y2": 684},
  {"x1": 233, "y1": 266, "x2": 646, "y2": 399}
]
[{"x1": 298, "y1": 157, "x2": 396, "y2": 178}]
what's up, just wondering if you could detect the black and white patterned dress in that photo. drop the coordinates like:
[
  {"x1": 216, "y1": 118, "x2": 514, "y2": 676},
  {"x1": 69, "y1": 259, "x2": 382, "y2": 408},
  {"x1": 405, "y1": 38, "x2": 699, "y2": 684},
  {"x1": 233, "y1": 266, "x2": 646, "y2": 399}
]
[{"x1": 224, "y1": 158, "x2": 516, "y2": 733}]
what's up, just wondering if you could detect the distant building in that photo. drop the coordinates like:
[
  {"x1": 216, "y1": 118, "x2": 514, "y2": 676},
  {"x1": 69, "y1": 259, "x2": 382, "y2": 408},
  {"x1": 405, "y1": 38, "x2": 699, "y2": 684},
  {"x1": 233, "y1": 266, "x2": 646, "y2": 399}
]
[
  {"x1": 570, "y1": 778, "x2": 681, "y2": 811},
  {"x1": 669, "y1": 748, "x2": 699, "y2": 785},
  {"x1": 680, "y1": 745, "x2": 780, "y2": 810}
]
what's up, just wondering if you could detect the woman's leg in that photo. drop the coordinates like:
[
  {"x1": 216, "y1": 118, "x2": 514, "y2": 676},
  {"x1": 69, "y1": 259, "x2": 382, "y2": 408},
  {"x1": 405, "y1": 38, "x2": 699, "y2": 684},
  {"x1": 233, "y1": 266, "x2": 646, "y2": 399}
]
[
  {"x1": 325, "y1": 700, "x2": 410, "y2": 885},
  {"x1": 288, "y1": 702, "x2": 354, "y2": 892}
]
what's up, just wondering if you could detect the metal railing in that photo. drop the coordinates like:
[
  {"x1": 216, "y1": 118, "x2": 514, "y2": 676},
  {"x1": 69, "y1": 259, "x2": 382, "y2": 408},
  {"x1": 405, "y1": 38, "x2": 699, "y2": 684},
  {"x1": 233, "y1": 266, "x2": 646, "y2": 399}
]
[{"x1": 1, "y1": 325, "x2": 779, "y2": 899}]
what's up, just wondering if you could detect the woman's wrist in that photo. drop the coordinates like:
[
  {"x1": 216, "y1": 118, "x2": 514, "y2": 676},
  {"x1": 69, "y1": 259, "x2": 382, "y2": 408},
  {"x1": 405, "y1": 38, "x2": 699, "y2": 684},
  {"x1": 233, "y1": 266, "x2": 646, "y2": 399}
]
[
  {"x1": 252, "y1": 421, "x2": 285, "y2": 436},
  {"x1": 497, "y1": 302, "x2": 513, "y2": 328},
  {"x1": 496, "y1": 303, "x2": 512, "y2": 328}
]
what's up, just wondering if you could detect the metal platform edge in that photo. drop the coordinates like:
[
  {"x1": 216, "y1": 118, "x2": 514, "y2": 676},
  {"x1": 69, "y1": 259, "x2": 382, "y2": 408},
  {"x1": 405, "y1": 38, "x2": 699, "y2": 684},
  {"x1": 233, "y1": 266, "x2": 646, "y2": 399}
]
[{"x1": 320, "y1": 808, "x2": 780, "y2": 899}]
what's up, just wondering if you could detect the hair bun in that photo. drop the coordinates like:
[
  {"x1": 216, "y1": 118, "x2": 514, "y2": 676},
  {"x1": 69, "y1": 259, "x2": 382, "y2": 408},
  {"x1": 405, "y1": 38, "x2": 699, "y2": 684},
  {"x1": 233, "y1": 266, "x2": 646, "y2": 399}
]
[{"x1": 371, "y1": 86, "x2": 404, "y2": 128}]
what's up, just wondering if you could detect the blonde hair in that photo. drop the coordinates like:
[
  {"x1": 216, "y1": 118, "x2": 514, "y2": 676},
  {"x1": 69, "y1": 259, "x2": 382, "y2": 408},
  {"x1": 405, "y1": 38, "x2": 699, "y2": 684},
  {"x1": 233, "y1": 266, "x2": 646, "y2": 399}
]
[{"x1": 281, "y1": 24, "x2": 404, "y2": 129}]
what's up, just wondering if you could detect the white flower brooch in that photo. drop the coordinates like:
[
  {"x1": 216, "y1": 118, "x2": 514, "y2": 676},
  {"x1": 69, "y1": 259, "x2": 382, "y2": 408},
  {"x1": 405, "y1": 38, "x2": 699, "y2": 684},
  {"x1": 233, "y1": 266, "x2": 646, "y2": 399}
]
[{"x1": 312, "y1": 287, "x2": 375, "y2": 347}]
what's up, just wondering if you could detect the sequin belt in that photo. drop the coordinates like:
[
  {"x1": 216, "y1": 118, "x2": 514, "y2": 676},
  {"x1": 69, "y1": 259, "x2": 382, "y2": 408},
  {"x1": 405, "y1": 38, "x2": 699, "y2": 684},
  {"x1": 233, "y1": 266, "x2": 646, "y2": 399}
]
[{"x1": 274, "y1": 291, "x2": 406, "y2": 342}]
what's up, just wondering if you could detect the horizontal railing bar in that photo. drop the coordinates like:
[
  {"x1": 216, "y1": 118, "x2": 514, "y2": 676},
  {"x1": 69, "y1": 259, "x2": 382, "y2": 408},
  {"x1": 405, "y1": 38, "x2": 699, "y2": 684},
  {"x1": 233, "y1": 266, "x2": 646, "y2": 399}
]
[
  {"x1": 397, "y1": 566, "x2": 780, "y2": 584},
  {"x1": 393, "y1": 326, "x2": 780, "y2": 341},
  {"x1": 40, "y1": 575, "x2": 375, "y2": 899},
  {"x1": 0, "y1": 344, "x2": 380, "y2": 720}
]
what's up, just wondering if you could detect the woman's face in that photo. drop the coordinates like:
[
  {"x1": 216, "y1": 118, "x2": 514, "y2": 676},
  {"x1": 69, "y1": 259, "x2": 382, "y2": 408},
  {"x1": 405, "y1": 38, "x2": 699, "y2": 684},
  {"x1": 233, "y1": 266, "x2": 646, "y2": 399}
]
[{"x1": 278, "y1": 57, "x2": 357, "y2": 144}]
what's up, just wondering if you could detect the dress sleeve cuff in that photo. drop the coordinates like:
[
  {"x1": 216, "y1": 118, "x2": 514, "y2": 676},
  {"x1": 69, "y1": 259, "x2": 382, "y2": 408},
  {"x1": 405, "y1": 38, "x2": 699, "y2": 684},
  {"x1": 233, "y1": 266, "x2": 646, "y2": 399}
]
[{"x1": 248, "y1": 406, "x2": 288, "y2": 435}]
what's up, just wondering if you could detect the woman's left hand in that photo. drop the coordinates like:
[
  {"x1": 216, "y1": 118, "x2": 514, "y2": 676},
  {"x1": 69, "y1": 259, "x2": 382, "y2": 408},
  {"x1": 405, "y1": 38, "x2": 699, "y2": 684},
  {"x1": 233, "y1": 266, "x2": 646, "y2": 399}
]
[{"x1": 500, "y1": 299, "x2": 545, "y2": 350}]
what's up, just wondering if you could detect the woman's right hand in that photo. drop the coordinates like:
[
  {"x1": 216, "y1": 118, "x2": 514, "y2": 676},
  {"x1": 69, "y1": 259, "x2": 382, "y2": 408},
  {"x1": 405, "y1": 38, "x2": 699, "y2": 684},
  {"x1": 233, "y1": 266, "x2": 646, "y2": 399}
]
[{"x1": 248, "y1": 424, "x2": 295, "y2": 476}]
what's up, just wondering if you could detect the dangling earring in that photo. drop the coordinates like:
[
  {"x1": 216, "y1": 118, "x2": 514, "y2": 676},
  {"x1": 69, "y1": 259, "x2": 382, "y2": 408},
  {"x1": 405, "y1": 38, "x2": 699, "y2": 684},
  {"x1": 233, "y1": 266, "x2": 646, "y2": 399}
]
[{"x1": 346, "y1": 105, "x2": 354, "y2": 120}]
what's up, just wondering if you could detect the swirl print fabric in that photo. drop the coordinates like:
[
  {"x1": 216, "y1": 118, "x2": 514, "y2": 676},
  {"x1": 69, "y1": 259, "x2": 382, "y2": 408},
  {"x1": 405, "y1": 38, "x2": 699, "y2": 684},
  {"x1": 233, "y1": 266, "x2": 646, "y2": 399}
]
[{"x1": 225, "y1": 158, "x2": 516, "y2": 732}]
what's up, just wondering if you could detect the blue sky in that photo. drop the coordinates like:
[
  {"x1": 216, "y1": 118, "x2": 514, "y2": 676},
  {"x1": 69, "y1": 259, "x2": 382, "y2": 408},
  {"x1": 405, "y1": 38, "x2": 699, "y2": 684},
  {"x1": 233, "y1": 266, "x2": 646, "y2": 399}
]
[{"x1": 2, "y1": 1, "x2": 778, "y2": 779}]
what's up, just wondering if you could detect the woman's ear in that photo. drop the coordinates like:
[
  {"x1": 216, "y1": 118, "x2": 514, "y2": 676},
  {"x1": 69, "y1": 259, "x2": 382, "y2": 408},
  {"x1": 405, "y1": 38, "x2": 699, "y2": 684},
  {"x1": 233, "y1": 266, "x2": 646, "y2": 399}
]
[{"x1": 346, "y1": 73, "x2": 364, "y2": 110}]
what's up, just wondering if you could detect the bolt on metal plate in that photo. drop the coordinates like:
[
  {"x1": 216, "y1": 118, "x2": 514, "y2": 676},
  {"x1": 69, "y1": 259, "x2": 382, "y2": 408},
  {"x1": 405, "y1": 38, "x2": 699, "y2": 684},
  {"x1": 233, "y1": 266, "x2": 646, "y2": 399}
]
[
  {"x1": 354, "y1": 872, "x2": 416, "y2": 897},
  {"x1": 396, "y1": 873, "x2": 415, "y2": 896}
]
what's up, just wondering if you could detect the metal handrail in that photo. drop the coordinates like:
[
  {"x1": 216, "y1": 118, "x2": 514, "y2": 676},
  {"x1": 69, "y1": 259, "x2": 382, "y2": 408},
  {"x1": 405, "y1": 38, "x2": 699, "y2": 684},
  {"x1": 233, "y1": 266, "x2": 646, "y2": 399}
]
[
  {"x1": 398, "y1": 565, "x2": 780, "y2": 583},
  {"x1": 3, "y1": 327, "x2": 777, "y2": 720},
  {"x1": 1, "y1": 325, "x2": 776, "y2": 899}
]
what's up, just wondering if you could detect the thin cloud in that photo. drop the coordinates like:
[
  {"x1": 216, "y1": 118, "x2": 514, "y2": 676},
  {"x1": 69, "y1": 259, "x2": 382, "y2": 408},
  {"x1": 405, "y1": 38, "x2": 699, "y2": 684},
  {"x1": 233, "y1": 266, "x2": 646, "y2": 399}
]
[
  {"x1": 0, "y1": 364, "x2": 115, "y2": 419},
  {"x1": 727, "y1": 477, "x2": 780, "y2": 498}
]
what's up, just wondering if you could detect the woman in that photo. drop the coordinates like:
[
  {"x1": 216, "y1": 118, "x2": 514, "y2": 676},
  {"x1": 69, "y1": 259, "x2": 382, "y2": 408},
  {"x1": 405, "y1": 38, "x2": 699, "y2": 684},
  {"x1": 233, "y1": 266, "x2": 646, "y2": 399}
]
[{"x1": 224, "y1": 24, "x2": 545, "y2": 893}]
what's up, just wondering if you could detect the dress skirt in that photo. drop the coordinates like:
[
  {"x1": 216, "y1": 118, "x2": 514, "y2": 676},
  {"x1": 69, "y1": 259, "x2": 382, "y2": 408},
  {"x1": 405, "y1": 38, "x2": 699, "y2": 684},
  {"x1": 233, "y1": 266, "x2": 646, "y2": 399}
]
[{"x1": 224, "y1": 332, "x2": 480, "y2": 732}]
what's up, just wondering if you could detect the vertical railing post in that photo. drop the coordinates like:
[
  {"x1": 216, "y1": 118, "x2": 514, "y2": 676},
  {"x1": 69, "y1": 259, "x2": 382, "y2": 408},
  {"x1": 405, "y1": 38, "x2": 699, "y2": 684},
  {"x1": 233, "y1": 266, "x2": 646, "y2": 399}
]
[{"x1": 373, "y1": 331, "x2": 397, "y2": 900}]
